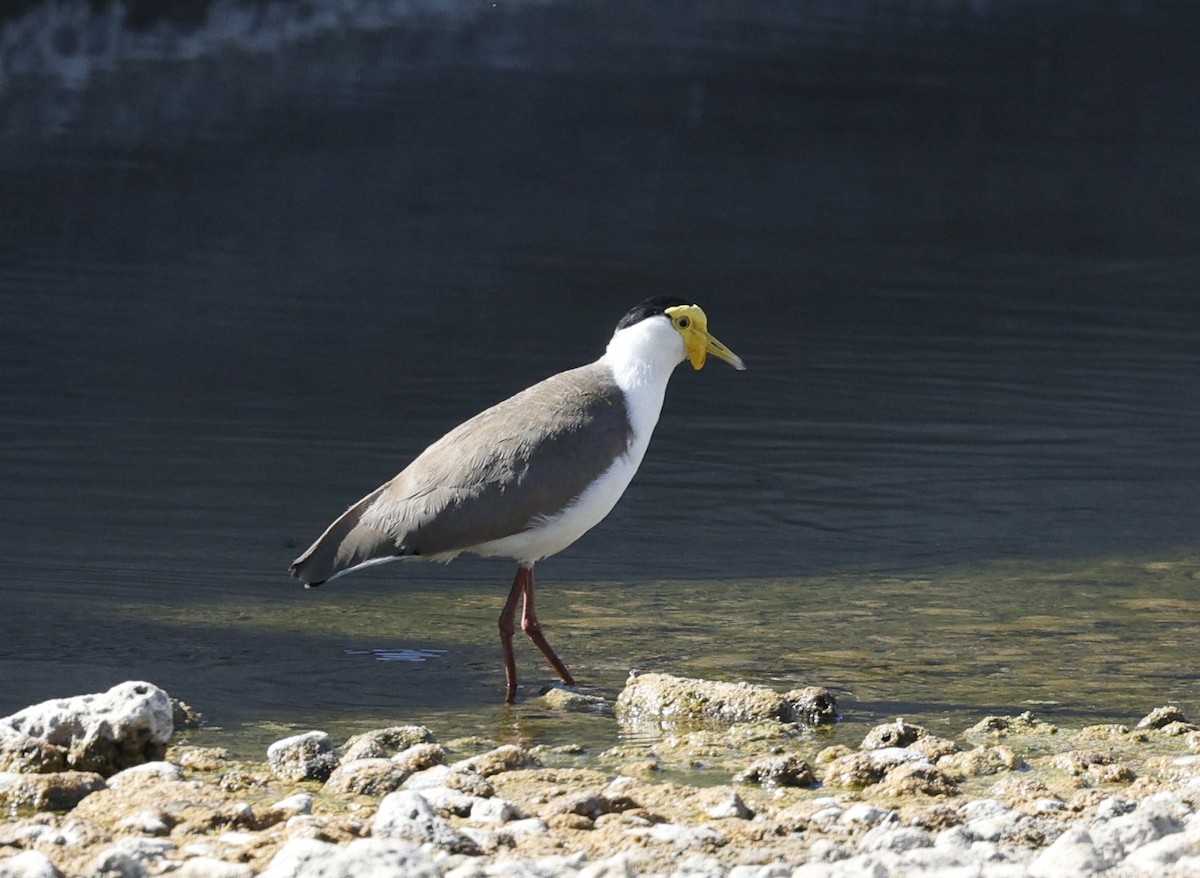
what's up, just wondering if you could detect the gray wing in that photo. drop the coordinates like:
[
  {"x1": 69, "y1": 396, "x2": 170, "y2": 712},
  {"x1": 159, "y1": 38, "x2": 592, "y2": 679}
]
[{"x1": 289, "y1": 362, "x2": 631, "y2": 585}]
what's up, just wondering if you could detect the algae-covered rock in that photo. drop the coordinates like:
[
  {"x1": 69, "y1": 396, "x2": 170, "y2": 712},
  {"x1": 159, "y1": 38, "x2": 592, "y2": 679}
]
[
  {"x1": 451, "y1": 744, "x2": 539, "y2": 778},
  {"x1": 1049, "y1": 749, "x2": 1136, "y2": 784},
  {"x1": 734, "y1": 754, "x2": 817, "y2": 788},
  {"x1": 322, "y1": 758, "x2": 410, "y2": 796},
  {"x1": 862, "y1": 719, "x2": 928, "y2": 750},
  {"x1": 938, "y1": 745, "x2": 1025, "y2": 780},
  {"x1": 0, "y1": 682, "x2": 173, "y2": 776},
  {"x1": 1136, "y1": 705, "x2": 1190, "y2": 730},
  {"x1": 964, "y1": 711, "x2": 1058, "y2": 741},
  {"x1": 540, "y1": 687, "x2": 615, "y2": 716},
  {"x1": 340, "y1": 726, "x2": 435, "y2": 762},
  {"x1": 616, "y1": 672, "x2": 838, "y2": 729}
]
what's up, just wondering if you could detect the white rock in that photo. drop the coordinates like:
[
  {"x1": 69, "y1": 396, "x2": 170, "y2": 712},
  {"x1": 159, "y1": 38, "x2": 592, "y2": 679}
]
[
  {"x1": 373, "y1": 790, "x2": 480, "y2": 854},
  {"x1": 641, "y1": 822, "x2": 726, "y2": 849},
  {"x1": 1123, "y1": 830, "x2": 1200, "y2": 871},
  {"x1": 578, "y1": 854, "x2": 639, "y2": 878},
  {"x1": 267, "y1": 731, "x2": 337, "y2": 782},
  {"x1": 858, "y1": 826, "x2": 932, "y2": 853},
  {"x1": 495, "y1": 817, "x2": 550, "y2": 841},
  {"x1": 1090, "y1": 799, "x2": 1186, "y2": 862},
  {"x1": 960, "y1": 799, "x2": 1012, "y2": 820},
  {"x1": 469, "y1": 796, "x2": 523, "y2": 824},
  {"x1": 260, "y1": 837, "x2": 440, "y2": 878},
  {"x1": 0, "y1": 851, "x2": 63, "y2": 878},
  {"x1": 671, "y1": 854, "x2": 727, "y2": 877},
  {"x1": 0, "y1": 682, "x2": 173, "y2": 775},
  {"x1": 840, "y1": 803, "x2": 895, "y2": 827},
  {"x1": 806, "y1": 839, "x2": 850, "y2": 862},
  {"x1": 1027, "y1": 827, "x2": 1112, "y2": 878},
  {"x1": 107, "y1": 761, "x2": 183, "y2": 788},
  {"x1": 1094, "y1": 796, "x2": 1137, "y2": 821},
  {"x1": 418, "y1": 785, "x2": 479, "y2": 817},
  {"x1": 117, "y1": 810, "x2": 170, "y2": 835},
  {"x1": 270, "y1": 793, "x2": 314, "y2": 817},
  {"x1": 702, "y1": 790, "x2": 752, "y2": 820},
  {"x1": 91, "y1": 850, "x2": 146, "y2": 878},
  {"x1": 728, "y1": 865, "x2": 792, "y2": 878},
  {"x1": 173, "y1": 859, "x2": 255, "y2": 878}
]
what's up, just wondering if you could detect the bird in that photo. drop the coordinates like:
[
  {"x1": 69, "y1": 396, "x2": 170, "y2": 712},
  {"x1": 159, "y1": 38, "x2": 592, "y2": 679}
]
[{"x1": 289, "y1": 296, "x2": 746, "y2": 702}]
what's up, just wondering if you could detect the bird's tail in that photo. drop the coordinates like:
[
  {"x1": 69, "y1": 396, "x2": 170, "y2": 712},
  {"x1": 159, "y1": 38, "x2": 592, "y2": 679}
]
[{"x1": 289, "y1": 484, "x2": 396, "y2": 586}]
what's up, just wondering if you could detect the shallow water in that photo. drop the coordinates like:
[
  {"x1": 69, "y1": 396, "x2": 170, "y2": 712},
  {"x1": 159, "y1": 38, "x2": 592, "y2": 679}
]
[{"x1": 2, "y1": 1, "x2": 1199, "y2": 767}]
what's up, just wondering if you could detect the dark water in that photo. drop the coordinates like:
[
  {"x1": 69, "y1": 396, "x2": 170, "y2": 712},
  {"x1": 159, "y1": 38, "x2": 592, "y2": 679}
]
[{"x1": 2, "y1": 1, "x2": 1199, "y2": 759}]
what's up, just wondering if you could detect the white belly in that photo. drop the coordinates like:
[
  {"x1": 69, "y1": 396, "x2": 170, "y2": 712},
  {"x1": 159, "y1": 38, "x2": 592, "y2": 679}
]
[{"x1": 471, "y1": 447, "x2": 645, "y2": 564}]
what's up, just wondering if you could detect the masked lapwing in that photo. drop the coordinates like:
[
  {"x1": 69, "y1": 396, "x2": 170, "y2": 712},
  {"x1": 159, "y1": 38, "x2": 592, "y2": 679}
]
[{"x1": 289, "y1": 296, "x2": 745, "y2": 701}]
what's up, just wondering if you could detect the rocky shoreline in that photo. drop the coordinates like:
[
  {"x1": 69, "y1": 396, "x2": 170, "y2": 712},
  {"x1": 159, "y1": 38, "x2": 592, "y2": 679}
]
[{"x1": 2, "y1": 676, "x2": 1199, "y2": 877}]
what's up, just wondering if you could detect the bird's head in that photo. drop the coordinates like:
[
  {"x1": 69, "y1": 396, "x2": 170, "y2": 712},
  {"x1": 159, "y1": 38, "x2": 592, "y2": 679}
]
[{"x1": 615, "y1": 296, "x2": 746, "y2": 372}]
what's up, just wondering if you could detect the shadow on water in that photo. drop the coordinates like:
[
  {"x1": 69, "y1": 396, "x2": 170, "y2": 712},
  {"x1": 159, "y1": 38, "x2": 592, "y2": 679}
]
[{"x1": 1, "y1": 1, "x2": 1199, "y2": 761}]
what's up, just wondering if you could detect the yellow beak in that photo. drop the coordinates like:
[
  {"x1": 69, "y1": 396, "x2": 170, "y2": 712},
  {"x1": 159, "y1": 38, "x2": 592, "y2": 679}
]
[{"x1": 665, "y1": 304, "x2": 747, "y2": 371}]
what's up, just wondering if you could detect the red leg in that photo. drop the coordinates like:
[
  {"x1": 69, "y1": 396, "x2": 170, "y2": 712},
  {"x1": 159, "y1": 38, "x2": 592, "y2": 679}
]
[
  {"x1": 498, "y1": 567, "x2": 528, "y2": 703},
  {"x1": 520, "y1": 567, "x2": 576, "y2": 687}
]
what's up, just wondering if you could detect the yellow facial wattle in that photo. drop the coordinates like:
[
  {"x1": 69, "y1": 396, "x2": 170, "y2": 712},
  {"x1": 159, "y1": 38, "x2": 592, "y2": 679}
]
[{"x1": 665, "y1": 304, "x2": 746, "y2": 371}]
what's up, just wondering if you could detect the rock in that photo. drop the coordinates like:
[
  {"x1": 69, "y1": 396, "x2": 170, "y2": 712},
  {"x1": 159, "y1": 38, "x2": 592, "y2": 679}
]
[
  {"x1": 1137, "y1": 705, "x2": 1190, "y2": 730},
  {"x1": 0, "y1": 682, "x2": 173, "y2": 776},
  {"x1": 939, "y1": 744, "x2": 1024, "y2": 779},
  {"x1": 540, "y1": 687, "x2": 615, "y2": 716},
  {"x1": 469, "y1": 796, "x2": 524, "y2": 824},
  {"x1": 876, "y1": 761, "x2": 959, "y2": 797},
  {"x1": 451, "y1": 744, "x2": 539, "y2": 777},
  {"x1": 1027, "y1": 826, "x2": 1112, "y2": 877},
  {"x1": 404, "y1": 764, "x2": 494, "y2": 798},
  {"x1": 415, "y1": 785, "x2": 479, "y2": 817},
  {"x1": 1051, "y1": 749, "x2": 1136, "y2": 783},
  {"x1": 174, "y1": 747, "x2": 229, "y2": 772},
  {"x1": 322, "y1": 758, "x2": 410, "y2": 795},
  {"x1": 341, "y1": 726, "x2": 435, "y2": 762},
  {"x1": 266, "y1": 793, "x2": 314, "y2": 819},
  {"x1": 841, "y1": 803, "x2": 895, "y2": 826},
  {"x1": 372, "y1": 790, "x2": 481, "y2": 854},
  {"x1": 697, "y1": 787, "x2": 753, "y2": 820},
  {"x1": 0, "y1": 851, "x2": 63, "y2": 878},
  {"x1": 260, "y1": 837, "x2": 440, "y2": 878},
  {"x1": 964, "y1": 711, "x2": 1057, "y2": 741},
  {"x1": 267, "y1": 731, "x2": 338, "y2": 782},
  {"x1": 174, "y1": 859, "x2": 254, "y2": 878},
  {"x1": 117, "y1": 809, "x2": 172, "y2": 835},
  {"x1": 106, "y1": 761, "x2": 183, "y2": 788},
  {"x1": 391, "y1": 742, "x2": 446, "y2": 773},
  {"x1": 734, "y1": 754, "x2": 816, "y2": 788},
  {"x1": 781, "y1": 687, "x2": 840, "y2": 726},
  {"x1": 616, "y1": 672, "x2": 835, "y2": 728},
  {"x1": 861, "y1": 718, "x2": 928, "y2": 750},
  {"x1": 820, "y1": 747, "x2": 932, "y2": 789},
  {"x1": 543, "y1": 790, "x2": 608, "y2": 820},
  {"x1": 0, "y1": 769, "x2": 106, "y2": 810}
]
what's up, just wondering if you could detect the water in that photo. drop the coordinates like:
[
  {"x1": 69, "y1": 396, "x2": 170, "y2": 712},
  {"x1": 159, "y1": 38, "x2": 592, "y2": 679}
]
[{"x1": 2, "y1": 1, "x2": 1199, "y2": 764}]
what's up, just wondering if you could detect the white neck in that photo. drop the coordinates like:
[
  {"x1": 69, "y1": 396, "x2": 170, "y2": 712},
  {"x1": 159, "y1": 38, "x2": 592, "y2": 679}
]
[{"x1": 600, "y1": 316, "x2": 686, "y2": 443}]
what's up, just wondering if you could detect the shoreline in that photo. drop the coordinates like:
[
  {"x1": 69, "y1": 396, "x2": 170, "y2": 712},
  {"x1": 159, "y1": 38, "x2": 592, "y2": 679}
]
[{"x1": 2, "y1": 678, "x2": 1199, "y2": 877}]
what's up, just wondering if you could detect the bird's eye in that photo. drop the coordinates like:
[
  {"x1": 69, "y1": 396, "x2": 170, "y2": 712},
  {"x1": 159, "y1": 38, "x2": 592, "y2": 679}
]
[{"x1": 677, "y1": 317, "x2": 690, "y2": 329}]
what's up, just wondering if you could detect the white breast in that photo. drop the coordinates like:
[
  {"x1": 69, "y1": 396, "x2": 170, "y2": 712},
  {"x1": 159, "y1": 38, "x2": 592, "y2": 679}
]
[{"x1": 471, "y1": 316, "x2": 686, "y2": 565}]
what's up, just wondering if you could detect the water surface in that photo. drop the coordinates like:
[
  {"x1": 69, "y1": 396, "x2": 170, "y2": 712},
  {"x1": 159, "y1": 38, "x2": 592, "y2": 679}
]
[{"x1": 2, "y1": 0, "x2": 1199, "y2": 765}]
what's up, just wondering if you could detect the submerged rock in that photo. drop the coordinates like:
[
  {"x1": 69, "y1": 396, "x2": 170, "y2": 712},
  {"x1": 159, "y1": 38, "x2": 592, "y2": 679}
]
[
  {"x1": 615, "y1": 672, "x2": 838, "y2": 729},
  {"x1": 0, "y1": 682, "x2": 173, "y2": 776}
]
